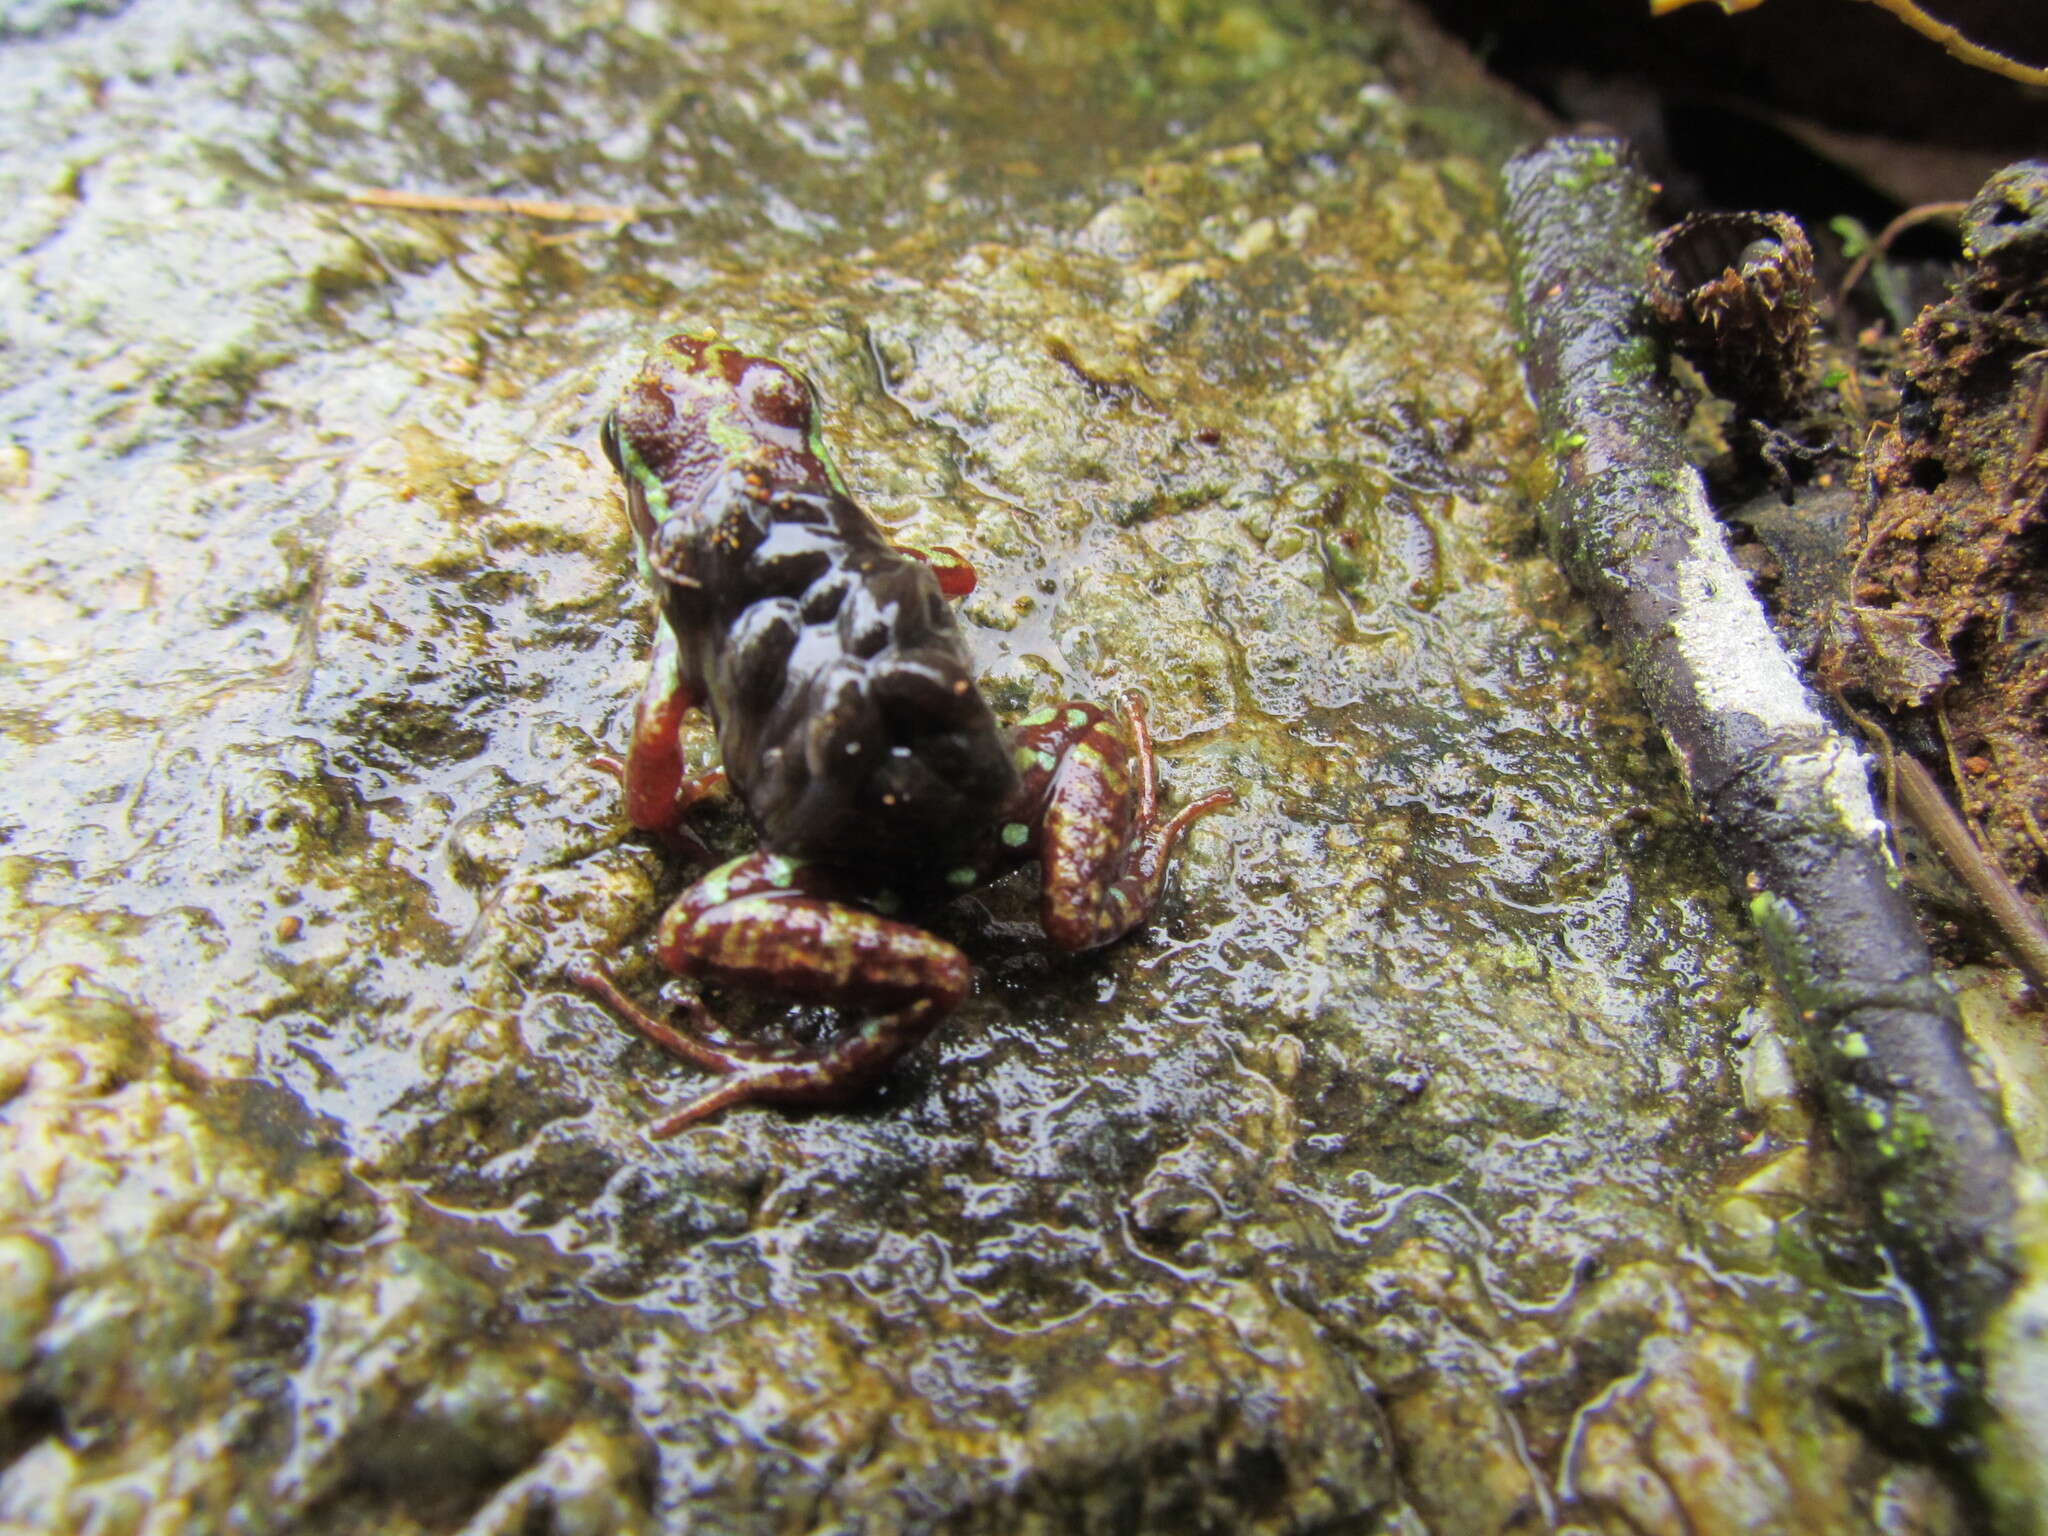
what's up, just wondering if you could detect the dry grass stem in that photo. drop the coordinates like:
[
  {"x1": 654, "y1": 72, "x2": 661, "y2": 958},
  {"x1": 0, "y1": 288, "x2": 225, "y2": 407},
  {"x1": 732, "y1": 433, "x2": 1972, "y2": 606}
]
[{"x1": 344, "y1": 188, "x2": 640, "y2": 224}]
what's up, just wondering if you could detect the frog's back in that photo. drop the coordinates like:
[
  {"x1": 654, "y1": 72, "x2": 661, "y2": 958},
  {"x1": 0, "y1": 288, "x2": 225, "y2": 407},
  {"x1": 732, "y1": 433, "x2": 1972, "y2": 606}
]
[{"x1": 606, "y1": 336, "x2": 1017, "y2": 877}]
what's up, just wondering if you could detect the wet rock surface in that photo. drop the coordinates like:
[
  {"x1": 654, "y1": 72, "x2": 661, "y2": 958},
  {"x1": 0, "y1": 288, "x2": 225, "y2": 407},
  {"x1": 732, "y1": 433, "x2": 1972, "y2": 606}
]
[{"x1": 0, "y1": 1, "x2": 1989, "y2": 1531}]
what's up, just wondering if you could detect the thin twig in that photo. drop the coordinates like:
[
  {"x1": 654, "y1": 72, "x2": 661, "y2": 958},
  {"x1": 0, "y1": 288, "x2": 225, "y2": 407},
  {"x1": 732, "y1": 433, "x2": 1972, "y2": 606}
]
[
  {"x1": 1649, "y1": 0, "x2": 2048, "y2": 86},
  {"x1": 1999, "y1": 355, "x2": 2048, "y2": 525},
  {"x1": 1834, "y1": 362, "x2": 1872, "y2": 435},
  {"x1": 1839, "y1": 696, "x2": 2048, "y2": 998},
  {"x1": 343, "y1": 188, "x2": 641, "y2": 224},
  {"x1": 2021, "y1": 800, "x2": 2048, "y2": 865},
  {"x1": 1935, "y1": 699, "x2": 1988, "y2": 848},
  {"x1": 1844, "y1": 425, "x2": 1906, "y2": 603},
  {"x1": 1835, "y1": 200, "x2": 1968, "y2": 316},
  {"x1": 1889, "y1": 740, "x2": 2048, "y2": 997},
  {"x1": 1857, "y1": 0, "x2": 2048, "y2": 86},
  {"x1": 1835, "y1": 691, "x2": 1906, "y2": 854}
]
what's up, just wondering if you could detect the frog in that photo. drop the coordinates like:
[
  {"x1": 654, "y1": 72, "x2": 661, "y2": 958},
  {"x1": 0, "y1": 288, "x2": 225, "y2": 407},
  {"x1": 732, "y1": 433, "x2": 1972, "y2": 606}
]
[{"x1": 572, "y1": 333, "x2": 1232, "y2": 1132}]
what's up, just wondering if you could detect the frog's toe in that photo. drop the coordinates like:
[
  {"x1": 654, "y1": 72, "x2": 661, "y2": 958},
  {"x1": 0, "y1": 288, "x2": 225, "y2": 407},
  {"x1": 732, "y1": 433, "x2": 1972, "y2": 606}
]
[{"x1": 646, "y1": 1068, "x2": 807, "y2": 1135}]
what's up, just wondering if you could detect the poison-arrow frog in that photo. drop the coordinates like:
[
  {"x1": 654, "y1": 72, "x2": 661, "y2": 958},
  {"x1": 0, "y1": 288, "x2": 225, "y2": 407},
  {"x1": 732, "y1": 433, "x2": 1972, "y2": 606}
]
[{"x1": 573, "y1": 334, "x2": 1231, "y2": 1131}]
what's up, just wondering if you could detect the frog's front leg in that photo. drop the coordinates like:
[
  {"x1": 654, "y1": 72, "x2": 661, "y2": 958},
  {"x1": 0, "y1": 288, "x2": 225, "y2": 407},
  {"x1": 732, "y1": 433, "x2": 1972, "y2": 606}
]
[
  {"x1": 571, "y1": 851, "x2": 970, "y2": 1134},
  {"x1": 600, "y1": 620, "x2": 726, "y2": 854},
  {"x1": 894, "y1": 542, "x2": 977, "y2": 597},
  {"x1": 1005, "y1": 694, "x2": 1233, "y2": 952}
]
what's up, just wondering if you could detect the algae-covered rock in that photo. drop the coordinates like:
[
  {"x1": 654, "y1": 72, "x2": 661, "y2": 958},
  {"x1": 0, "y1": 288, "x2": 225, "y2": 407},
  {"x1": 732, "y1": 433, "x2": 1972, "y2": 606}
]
[{"x1": 0, "y1": 0, "x2": 1997, "y2": 1530}]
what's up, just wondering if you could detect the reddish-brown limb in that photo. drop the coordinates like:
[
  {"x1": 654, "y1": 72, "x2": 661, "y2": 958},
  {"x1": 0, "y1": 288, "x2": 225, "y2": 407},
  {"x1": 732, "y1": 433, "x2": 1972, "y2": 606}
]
[
  {"x1": 1036, "y1": 693, "x2": 1233, "y2": 952},
  {"x1": 570, "y1": 852, "x2": 975, "y2": 1132},
  {"x1": 570, "y1": 959, "x2": 727, "y2": 1071},
  {"x1": 1116, "y1": 691, "x2": 1236, "y2": 887},
  {"x1": 897, "y1": 543, "x2": 978, "y2": 597},
  {"x1": 570, "y1": 959, "x2": 803, "y2": 1135},
  {"x1": 569, "y1": 954, "x2": 955, "y2": 1135}
]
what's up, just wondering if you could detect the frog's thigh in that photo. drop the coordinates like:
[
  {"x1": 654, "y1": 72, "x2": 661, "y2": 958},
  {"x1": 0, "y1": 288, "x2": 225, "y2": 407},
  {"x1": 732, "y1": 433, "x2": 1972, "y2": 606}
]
[
  {"x1": 1037, "y1": 720, "x2": 1143, "y2": 951},
  {"x1": 656, "y1": 880, "x2": 970, "y2": 1013}
]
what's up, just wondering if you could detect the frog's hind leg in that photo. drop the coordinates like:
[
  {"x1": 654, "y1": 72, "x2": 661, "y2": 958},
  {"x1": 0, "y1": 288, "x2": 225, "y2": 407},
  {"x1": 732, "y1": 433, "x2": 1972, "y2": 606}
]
[
  {"x1": 1011, "y1": 693, "x2": 1233, "y2": 953},
  {"x1": 571, "y1": 852, "x2": 970, "y2": 1133},
  {"x1": 571, "y1": 963, "x2": 955, "y2": 1133}
]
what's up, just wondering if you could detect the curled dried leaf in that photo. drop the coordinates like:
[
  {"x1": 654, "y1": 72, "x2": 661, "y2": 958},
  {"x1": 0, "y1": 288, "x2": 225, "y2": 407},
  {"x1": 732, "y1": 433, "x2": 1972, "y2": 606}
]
[
  {"x1": 1818, "y1": 603, "x2": 1955, "y2": 710},
  {"x1": 1647, "y1": 211, "x2": 1817, "y2": 422}
]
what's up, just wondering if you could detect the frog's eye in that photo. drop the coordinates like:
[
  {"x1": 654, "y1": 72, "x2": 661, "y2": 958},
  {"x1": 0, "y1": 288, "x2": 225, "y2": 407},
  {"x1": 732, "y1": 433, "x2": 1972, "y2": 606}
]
[{"x1": 599, "y1": 410, "x2": 624, "y2": 475}]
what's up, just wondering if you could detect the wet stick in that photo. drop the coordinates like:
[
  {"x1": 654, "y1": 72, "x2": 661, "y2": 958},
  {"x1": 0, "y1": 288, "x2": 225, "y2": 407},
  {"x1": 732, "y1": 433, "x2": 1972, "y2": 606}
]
[
  {"x1": 1889, "y1": 740, "x2": 2048, "y2": 997},
  {"x1": 1500, "y1": 136, "x2": 2021, "y2": 1413}
]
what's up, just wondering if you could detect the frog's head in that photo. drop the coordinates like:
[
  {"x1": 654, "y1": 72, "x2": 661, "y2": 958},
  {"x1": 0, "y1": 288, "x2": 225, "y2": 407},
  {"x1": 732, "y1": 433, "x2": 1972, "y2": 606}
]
[{"x1": 602, "y1": 336, "x2": 836, "y2": 543}]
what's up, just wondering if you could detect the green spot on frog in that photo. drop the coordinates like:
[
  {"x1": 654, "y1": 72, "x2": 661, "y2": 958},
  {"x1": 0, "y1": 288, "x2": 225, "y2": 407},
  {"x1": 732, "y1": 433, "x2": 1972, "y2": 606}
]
[
  {"x1": 1064, "y1": 708, "x2": 1090, "y2": 729},
  {"x1": 805, "y1": 421, "x2": 852, "y2": 501},
  {"x1": 1001, "y1": 822, "x2": 1030, "y2": 849},
  {"x1": 618, "y1": 437, "x2": 672, "y2": 524},
  {"x1": 703, "y1": 408, "x2": 758, "y2": 462},
  {"x1": 945, "y1": 865, "x2": 978, "y2": 889},
  {"x1": 697, "y1": 856, "x2": 750, "y2": 907},
  {"x1": 1890, "y1": 1106, "x2": 1934, "y2": 1153},
  {"x1": 1017, "y1": 706, "x2": 1059, "y2": 729}
]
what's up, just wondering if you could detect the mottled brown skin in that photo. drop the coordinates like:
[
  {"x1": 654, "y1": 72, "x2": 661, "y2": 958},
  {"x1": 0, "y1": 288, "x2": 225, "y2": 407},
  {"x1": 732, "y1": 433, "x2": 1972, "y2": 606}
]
[{"x1": 575, "y1": 334, "x2": 1231, "y2": 1132}]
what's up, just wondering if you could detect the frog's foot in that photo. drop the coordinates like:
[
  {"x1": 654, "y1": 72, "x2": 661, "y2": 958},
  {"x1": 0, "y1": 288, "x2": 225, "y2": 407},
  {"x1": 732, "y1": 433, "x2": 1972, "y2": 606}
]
[
  {"x1": 588, "y1": 755, "x2": 726, "y2": 861},
  {"x1": 652, "y1": 1003, "x2": 952, "y2": 1134},
  {"x1": 638, "y1": 1003, "x2": 950, "y2": 1138},
  {"x1": 569, "y1": 957, "x2": 730, "y2": 1072},
  {"x1": 570, "y1": 958, "x2": 954, "y2": 1135},
  {"x1": 645, "y1": 767, "x2": 726, "y2": 862},
  {"x1": 1114, "y1": 690, "x2": 1236, "y2": 892}
]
